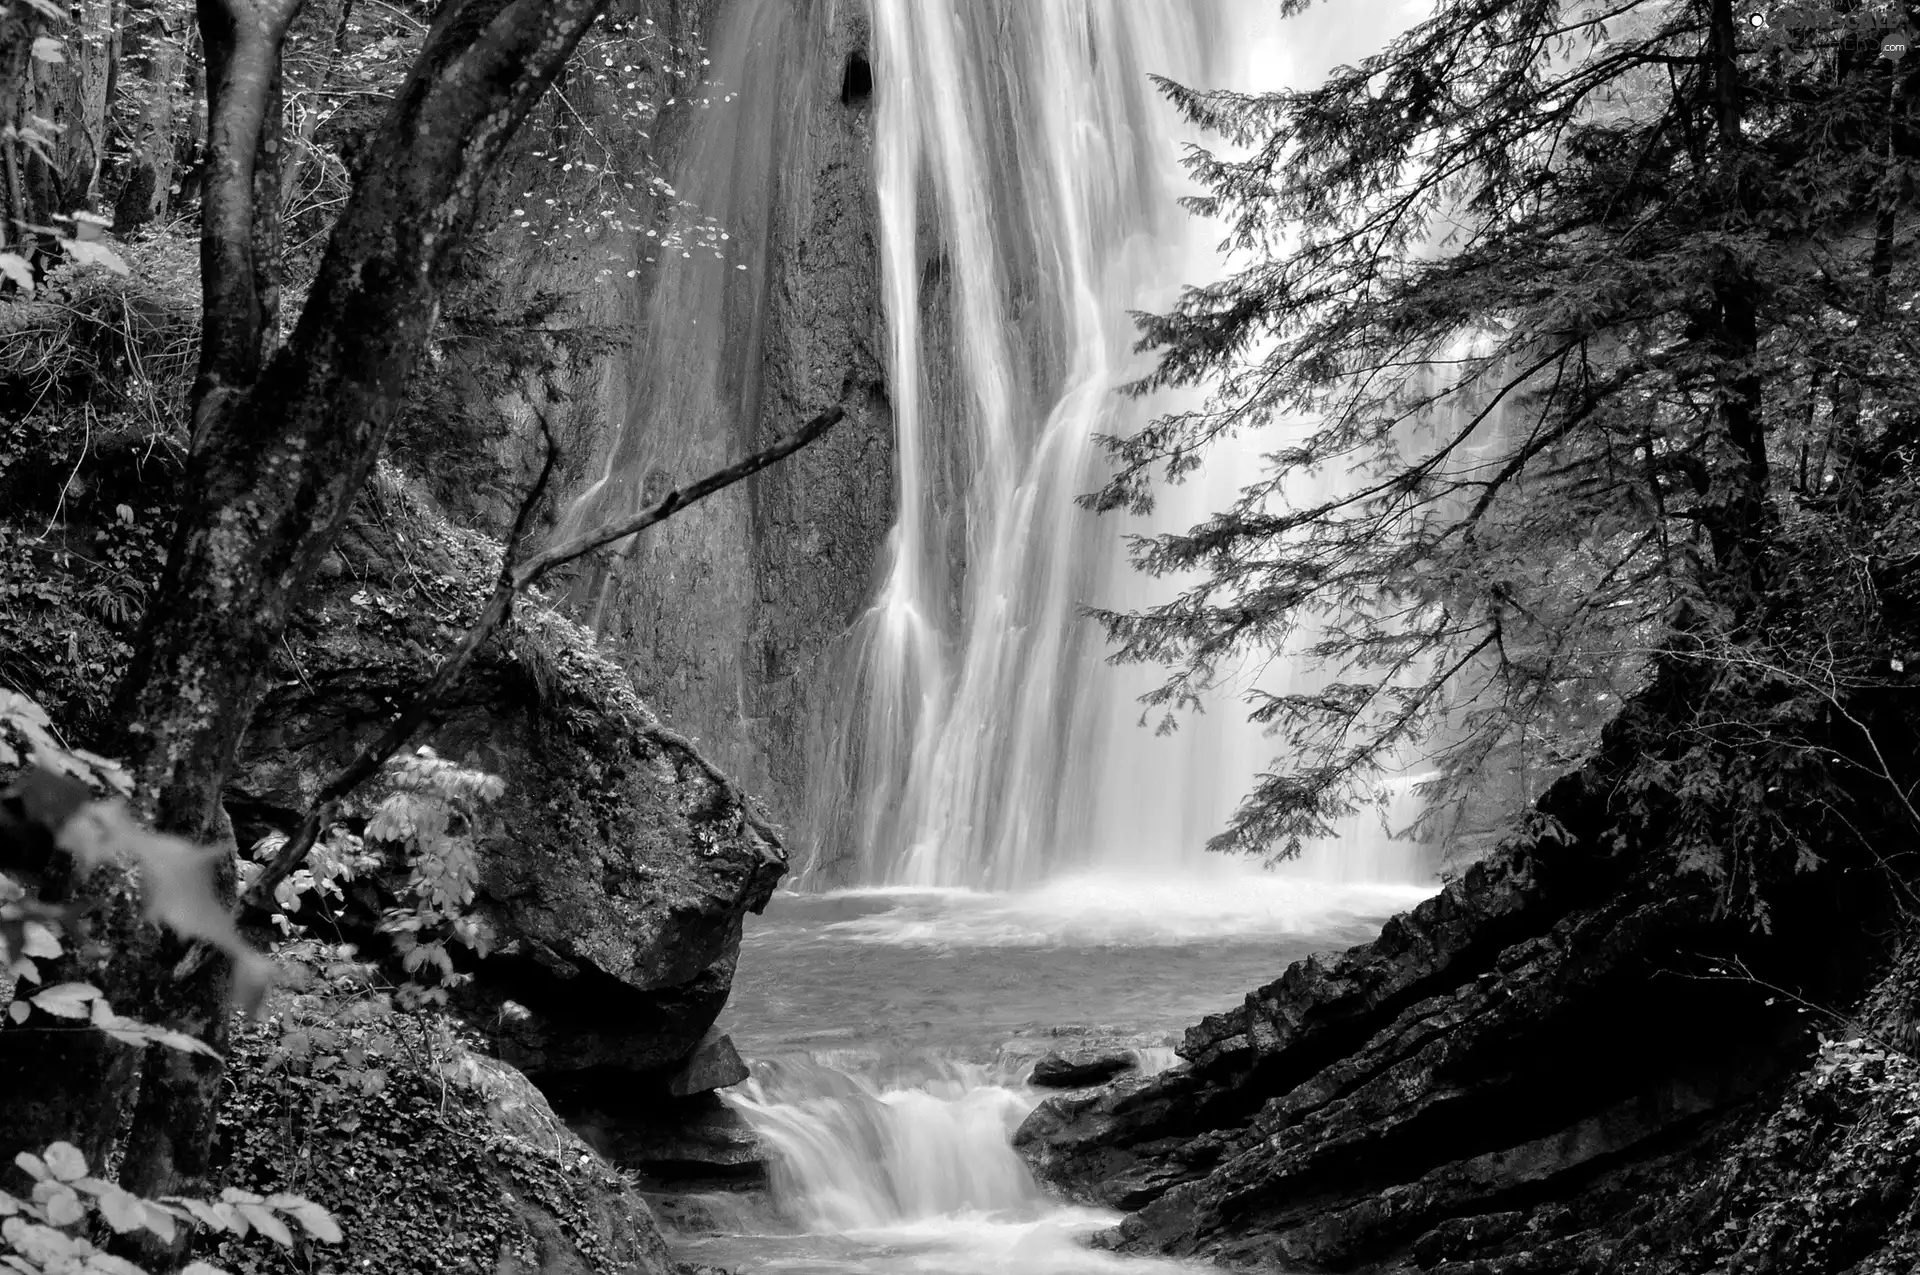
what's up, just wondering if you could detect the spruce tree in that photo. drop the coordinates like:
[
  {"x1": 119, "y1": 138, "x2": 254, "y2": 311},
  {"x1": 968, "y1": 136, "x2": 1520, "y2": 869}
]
[{"x1": 1098, "y1": 0, "x2": 1920, "y2": 866}]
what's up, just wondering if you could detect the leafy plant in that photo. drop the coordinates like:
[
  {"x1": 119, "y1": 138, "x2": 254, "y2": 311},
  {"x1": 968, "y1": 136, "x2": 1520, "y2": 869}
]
[
  {"x1": 0, "y1": 690, "x2": 278, "y2": 1029},
  {"x1": 0, "y1": 1141, "x2": 339, "y2": 1275},
  {"x1": 245, "y1": 747, "x2": 505, "y2": 1007}
]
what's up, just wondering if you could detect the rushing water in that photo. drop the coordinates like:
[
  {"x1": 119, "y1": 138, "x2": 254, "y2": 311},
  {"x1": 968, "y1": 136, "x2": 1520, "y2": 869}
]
[
  {"x1": 660, "y1": 876, "x2": 1433, "y2": 1275},
  {"x1": 623, "y1": 2, "x2": 1445, "y2": 1272},
  {"x1": 810, "y1": 0, "x2": 1226, "y2": 891},
  {"x1": 803, "y1": 0, "x2": 1444, "y2": 893}
]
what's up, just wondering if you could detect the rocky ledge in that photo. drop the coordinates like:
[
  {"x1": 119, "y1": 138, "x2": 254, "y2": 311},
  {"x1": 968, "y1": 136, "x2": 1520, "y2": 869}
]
[{"x1": 1015, "y1": 682, "x2": 1919, "y2": 1273}]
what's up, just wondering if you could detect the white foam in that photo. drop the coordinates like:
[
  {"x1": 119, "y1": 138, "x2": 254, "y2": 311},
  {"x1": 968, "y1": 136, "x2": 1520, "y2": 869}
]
[{"x1": 768, "y1": 869, "x2": 1435, "y2": 949}]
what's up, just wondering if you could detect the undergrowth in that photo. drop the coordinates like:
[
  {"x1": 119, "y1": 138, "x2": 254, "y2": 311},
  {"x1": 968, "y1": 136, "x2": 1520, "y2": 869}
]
[{"x1": 207, "y1": 978, "x2": 660, "y2": 1275}]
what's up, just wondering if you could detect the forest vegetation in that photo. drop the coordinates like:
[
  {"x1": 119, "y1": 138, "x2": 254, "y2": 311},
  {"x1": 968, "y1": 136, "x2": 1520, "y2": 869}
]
[
  {"x1": 1009, "y1": 0, "x2": 1920, "y2": 1267},
  {"x1": 9, "y1": 0, "x2": 1920, "y2": 1269},
  {"x1": 1, "y1": 0, "x2": 823, "y2": 1267},
  {"x1": 1102, "y1": 0, "x2": 1920, "y2": 905}
]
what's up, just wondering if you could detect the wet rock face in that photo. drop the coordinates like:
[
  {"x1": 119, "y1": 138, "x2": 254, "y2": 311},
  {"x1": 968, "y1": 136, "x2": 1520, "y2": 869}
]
[
  {"x1": 229, "y1": 475, "x2": 786, "y2": 1102},
  {"x1": 546, "y1": 0, "x2": 893, "y2": 839},
  {"x1": 1014, "y1": 690, "x2": 1909, "y2": 1273},
  {"x1": 571, "y1": 1091, "x2": 769, "y2": 1185}
]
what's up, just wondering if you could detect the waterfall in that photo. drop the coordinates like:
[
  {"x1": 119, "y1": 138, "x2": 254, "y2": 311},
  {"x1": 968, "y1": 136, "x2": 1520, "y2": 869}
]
[
  {"x1": 809, "y1": 0, "x2": 1445, "y2": 891},
  {"x1": 810, "y1": 0, "x2": 1222, "y2": 890},
  {"x1": 729, "y1": 1058, "x2": 1040, "y2": 1231}
]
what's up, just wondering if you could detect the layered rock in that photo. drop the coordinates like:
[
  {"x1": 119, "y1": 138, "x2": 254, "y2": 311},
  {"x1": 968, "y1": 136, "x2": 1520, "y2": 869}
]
[{"x1": 1015, "y1": 684, "x2": 1913, "y2": 1272}]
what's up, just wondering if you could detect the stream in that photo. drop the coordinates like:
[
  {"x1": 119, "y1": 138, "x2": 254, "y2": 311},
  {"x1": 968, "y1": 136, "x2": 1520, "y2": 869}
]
[
  {"x1": 664, "y1": 871, "x2": 1435, "y2": 1274},
  {"x1": 620, "y1": 1, "x2": 1429, "y2": 1270}
]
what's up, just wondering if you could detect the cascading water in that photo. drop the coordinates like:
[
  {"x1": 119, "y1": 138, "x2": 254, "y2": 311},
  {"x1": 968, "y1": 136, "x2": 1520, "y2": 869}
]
[
  {"x1": 808, "y1": 0, "x2": 1449, "y2": 894},
  {"x1": 645, "y1": 5, "x2": 1466, "y2": 1273},
  {"x1": 810, "y1": 0, "x2": 1227, "y2": 891}
]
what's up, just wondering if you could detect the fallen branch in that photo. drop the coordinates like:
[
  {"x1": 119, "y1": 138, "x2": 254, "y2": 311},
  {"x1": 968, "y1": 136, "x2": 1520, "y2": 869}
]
[{"x1": 243, "y1": 403, "x2": 845, "y2": 909}]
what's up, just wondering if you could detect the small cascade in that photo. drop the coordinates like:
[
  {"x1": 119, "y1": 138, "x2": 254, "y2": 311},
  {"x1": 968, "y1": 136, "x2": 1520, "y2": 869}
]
[
  {"x1": 728, "y1": 1058, "x2": 1039, "y2": 1231},
  {"x1": 677, "y1": 1052, "x2": 1207, "y2": 1275}
]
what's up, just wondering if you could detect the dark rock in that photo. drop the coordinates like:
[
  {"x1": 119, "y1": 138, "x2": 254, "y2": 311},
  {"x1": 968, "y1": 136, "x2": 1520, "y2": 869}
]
[
  {"x1": 1413, "y1": 1212, "x2": 1528, "y2": 1267},
  {"x1": 1015, "y1": 673, "x2": 1913, "y2": 1272},
  {"x1": 1029, "y1": 1050, "x2": 1136, "y2": 1088},
  {"x1": 572, "y1": 1091, "x2": 767, "y2": 1184},
  {"x1": 669, "y1": 1030, "x2": 750, "y2": 1097}
]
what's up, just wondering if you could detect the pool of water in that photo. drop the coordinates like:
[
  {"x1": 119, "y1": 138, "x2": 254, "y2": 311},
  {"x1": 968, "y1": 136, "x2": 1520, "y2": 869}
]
[{"x1": 662, "y1": 871, "x2": 1434, "y2": 1274}]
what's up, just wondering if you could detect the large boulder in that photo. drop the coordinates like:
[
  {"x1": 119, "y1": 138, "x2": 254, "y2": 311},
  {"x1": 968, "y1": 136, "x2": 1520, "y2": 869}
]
[{"x1": 228, "y1": 470, "x2": 787, "y2": 1104}]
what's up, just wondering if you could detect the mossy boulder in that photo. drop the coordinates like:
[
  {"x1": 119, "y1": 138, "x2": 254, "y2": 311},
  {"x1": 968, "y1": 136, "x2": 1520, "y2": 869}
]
[{"x1": 227, "y1": 468, "x2": 787, "y2": 1100}]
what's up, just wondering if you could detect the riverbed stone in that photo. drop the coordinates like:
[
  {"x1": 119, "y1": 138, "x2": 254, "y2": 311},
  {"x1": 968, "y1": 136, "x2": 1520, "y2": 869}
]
[
  {"x1": 669, "y1": 1029, "x2": 751, "y2": 1097},
  {"x1": 1029, "y1": 1050, "x2": 1137, "y2": 1088}
]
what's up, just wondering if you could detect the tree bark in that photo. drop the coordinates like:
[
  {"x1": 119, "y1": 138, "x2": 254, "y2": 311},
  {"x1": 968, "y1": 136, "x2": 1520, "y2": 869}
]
[
  {"x1": 189, "y1": 0, "x2": 303, "y2": 432},
  {"x1": 95, "y1": 0, "x2": 622, "y2": 1205}
]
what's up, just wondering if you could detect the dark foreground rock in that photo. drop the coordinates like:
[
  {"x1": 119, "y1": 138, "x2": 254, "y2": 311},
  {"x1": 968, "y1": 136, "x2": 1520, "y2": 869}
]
[
  {"x1": 1030, "y1": 1051, "x2": 1137, "y2": 1088},
  {"x1": 670, "y1": 1030, "x2": 752, "y2": 1098},
  {"x1": 1016, "y1": 680, "x2": 1919, "y2": 1273}
]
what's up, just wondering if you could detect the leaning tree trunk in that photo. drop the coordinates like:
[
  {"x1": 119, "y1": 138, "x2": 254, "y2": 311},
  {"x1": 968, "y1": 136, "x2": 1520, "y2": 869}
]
[{"x1": 96, "y1": 0, "x2": 622, "y2": 1206}]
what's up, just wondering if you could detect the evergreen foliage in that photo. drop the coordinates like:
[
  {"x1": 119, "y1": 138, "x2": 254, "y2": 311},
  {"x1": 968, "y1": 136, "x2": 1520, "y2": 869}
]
[{"x1": 1098, "y1": 0, "x2": 1920, "y2": 879}]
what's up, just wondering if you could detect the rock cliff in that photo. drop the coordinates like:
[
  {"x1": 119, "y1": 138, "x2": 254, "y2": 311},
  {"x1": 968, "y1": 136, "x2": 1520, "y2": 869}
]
[{"x1": 406, "y1": 0, "x2": 892, "y2": 848}]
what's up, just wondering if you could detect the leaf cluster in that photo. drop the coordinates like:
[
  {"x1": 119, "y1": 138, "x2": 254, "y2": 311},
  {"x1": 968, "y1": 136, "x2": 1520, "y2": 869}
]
[{"x1": 1, "y1": 1140, "x2": 338, "y2": 1275}]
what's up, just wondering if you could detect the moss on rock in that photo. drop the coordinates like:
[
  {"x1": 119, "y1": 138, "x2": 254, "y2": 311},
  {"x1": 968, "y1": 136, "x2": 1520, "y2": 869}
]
[{"x1": 204, "y1": 1007, "x2": 710, "y2": 1275}]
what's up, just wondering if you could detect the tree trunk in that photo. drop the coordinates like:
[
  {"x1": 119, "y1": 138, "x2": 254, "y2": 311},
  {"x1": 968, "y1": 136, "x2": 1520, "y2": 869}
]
[
  {"x1": 95, "y1": 0, "x2": 620, "y2": 1204},
  {"x1": 113, "y1": 0, "x2": 190, "y2": 232},
  {"x1": 0, "y1": 1, "x2": 38, "y2": 259},
  {"x1": 22, "y1": 0, "x2": 116, "y2": 220},
  {"x1": 4, "y1": 0, "x2": 113, "y2": 269}
]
